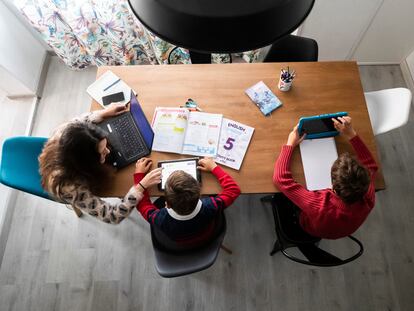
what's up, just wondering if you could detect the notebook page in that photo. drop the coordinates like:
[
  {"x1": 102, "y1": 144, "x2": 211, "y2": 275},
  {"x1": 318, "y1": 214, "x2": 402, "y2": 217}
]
[
  {"x1": 182, "y1": 112, "x2": 223, "y2": 157},
  {"x1": 151, "y1": 107, "x2": 189, "y2": 154},
  {"x1": 299, "y1": 137, "x2": 338, "y2": 191}
]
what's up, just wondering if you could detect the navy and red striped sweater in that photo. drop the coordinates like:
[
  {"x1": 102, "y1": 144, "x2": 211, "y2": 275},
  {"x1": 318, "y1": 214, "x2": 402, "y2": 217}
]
[{"x1": 134, "y1": 166, "x2": 241, "y2": 245}]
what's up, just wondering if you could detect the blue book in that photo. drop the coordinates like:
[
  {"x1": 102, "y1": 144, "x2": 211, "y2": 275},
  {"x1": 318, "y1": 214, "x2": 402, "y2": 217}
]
[{"x1": 245, "y1": 81, "x2": 282, "y2": 116}]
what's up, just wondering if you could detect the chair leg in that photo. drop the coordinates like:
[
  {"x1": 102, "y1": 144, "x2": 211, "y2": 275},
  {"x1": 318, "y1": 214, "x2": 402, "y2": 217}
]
[
  {"x1": 220, "y1": 244, "x2": 233, "y2": 255},
  {"x1": 270, "y1": 240, "x2": 281, "y2": 256},
  {"x1": 67, "y1": 204, "x2": 82, "y2": 217}
]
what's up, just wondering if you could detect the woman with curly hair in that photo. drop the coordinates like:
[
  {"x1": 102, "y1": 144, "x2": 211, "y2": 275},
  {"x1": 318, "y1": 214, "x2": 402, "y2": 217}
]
[{"x1": 39, "y1": 103, "x2": 161, "y2": 224}]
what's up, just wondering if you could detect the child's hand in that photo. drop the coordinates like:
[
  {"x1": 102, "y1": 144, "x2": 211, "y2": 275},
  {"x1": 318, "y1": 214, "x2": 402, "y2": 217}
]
[
  {"x1": 100, "y1": 102, "x2": 127, "y2": 119},
  {"x1": 135, "y1": 157, "x2": 152, "y2": 173},
  {"x1": 332, "y1": 116, "x2": 357, "y2": 140},
  {"x1": 286, "y1": 124, "x2": 306, "y2": 147},
  {"x1": 138, "y1": 167, "x2": 163, "y2": 189},
  {"x1": 197, "y1": 157, "x2": 217, "y2": 172}
]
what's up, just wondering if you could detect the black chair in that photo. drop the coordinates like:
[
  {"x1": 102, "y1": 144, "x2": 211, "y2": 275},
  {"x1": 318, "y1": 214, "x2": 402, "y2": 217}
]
[
  {"x1": 150, "y1": 211, "x2": 230, "y2": 278},
  {"x1": 189, "y1": 50, "x2": 212, "y2": 64},
  {"x1": 263, "y1": 34, "x2": 318, "y2": 62},
  {"x1": 168, "y1": 47, "x2": 233, "y2": 64},
  {"x1": 262, "y1": 193, "x2": 364, "y2": 267}
]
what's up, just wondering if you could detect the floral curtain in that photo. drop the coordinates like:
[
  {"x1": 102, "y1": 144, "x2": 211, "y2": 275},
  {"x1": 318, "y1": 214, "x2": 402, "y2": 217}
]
[{"x1": 14, "y1": 0, "x2": 262, "y2": 69}]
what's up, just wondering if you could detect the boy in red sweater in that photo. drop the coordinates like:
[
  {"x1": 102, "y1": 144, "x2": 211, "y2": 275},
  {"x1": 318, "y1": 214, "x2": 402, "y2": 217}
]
[
  {"x1": 135, "y1": 157, "x2": 241, "y2": 246},
  {"x1": 273, "y1": 116, "x2": 378, "y2": 239}
]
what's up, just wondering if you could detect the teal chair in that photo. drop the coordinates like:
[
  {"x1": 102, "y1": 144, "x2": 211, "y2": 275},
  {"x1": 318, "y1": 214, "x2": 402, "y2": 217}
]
[{"x1": 0, "y1": 136, "x2": 82, "y2": 217}]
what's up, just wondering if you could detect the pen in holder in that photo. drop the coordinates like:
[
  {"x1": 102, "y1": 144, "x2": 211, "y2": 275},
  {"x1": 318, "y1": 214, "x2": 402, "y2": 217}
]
[{"x1": 278, "y1": 67, "x2": 296, "y2": 92}]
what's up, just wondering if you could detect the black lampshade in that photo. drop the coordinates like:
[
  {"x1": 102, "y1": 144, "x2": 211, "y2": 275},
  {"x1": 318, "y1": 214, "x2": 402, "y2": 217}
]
[{"x1": 128, "y1": 0, "x2": 315, "y2": 54}]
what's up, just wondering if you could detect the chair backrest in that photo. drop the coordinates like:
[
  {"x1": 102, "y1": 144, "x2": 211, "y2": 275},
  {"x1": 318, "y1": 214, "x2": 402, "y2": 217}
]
[
  {"x1": 150, "y1": 212, "x2": 227, "y2": 278},
  {"x1": 263, "y1": 34, "x2": 318, "y2": 63},
  {"x1": 0, "y1": 136, "x2": 51, "y2": 200},
  {"x1": 364, "y1": 88, "x2": 412, "y2": 135},
  {"x1": 271, "y1": 194, "x2": 364, "y2": 267}
]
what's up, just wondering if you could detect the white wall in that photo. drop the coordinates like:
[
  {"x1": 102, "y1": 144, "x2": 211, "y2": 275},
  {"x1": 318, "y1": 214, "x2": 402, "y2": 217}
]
[
  {"x1": 299, "y1": 0, "x2": 384, "y2": 61},
  {"x1": 400, "y1": 50, "x2": 414, "y2": 93},
  {"x1": 299, "y1": 0, "x2": 414, "y2": 64},
  {"x1": 406, "y1": 52, "x2": 414, "y2": 78},
  {"x1": 0, "y1": 1, "x2": 47, "y2": 96},
  {"x1": 352, "y1": 0, "x2": 414, "y2": 63}
]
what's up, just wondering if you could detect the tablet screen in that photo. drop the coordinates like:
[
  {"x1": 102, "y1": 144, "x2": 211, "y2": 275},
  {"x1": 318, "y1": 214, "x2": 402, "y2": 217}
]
[
  {"x1": 159, "y1": 159, "x2": 199, "y2": 190},
  {"x1": 301, "y1": 118, "x2": 336, "y2": 134}
]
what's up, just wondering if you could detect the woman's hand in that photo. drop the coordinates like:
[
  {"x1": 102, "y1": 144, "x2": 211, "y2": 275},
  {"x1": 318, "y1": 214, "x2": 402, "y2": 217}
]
[
  {"x1": 135, "y1": 157, "x2": 152, "y2": 174},
  {"x1": 138, "y1": 168, "x2": 163, "y2": 189},
  {"x1": 286, "y1": 124, "x2": 306, "y2": 147},
  {"x1": 197, "y1": 157, "x2": 218, "y2": 172},
  {"x1": 99, "y1": 102, "x2": 127, "y2": 119},
  {"x1": 332, "y1": 116, "x2": 357, "y2": 140}
]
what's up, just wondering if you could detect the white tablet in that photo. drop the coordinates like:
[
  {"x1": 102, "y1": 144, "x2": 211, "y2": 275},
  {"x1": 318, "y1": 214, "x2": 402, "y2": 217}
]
[{"x1": 158, "y1": 158, "x2": 201, "y2": 191}]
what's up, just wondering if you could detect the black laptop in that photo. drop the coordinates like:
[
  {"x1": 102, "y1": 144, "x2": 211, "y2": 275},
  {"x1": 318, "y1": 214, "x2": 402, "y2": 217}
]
[{"x1": 97, "y1": 91, "x2": 154, "y2": 168}]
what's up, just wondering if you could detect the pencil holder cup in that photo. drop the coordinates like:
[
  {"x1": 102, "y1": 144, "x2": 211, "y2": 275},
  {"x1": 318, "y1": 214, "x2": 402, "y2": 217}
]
[
  {"x1": 278, "y1": 68, "x2": 295, "y2": 92},
  {"x1": 278, "y1": 78, "x2": 292, "y2": 91}
]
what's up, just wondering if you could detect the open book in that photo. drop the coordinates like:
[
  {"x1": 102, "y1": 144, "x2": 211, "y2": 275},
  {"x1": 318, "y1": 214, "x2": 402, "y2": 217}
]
[
  {"x1": 151, "y1": 107, "x2": 223, "y2": 157},
  {"x1": 151, "y1": 108, "x2": 255, "y2": 170}
]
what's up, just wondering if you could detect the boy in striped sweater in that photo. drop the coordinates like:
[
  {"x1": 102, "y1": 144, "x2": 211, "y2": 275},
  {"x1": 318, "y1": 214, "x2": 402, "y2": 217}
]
[
  {"x1": 273, "y1": 116, "x2": 378, "y2": 239},
  {"x1": 135, "y1": 157, "x2": 241, "y2": 246}
]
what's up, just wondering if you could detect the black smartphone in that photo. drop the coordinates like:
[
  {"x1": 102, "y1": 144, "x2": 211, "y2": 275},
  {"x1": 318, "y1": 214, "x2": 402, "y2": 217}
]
[{"x1": 102, "y1": 92, "x2": 125, "y2": 106}]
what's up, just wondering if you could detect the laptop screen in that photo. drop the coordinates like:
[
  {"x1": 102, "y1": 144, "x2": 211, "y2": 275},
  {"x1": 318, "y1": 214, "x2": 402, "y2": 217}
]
[{"x1": 130, "y1": 91, "x2": 154, "y2": 149}]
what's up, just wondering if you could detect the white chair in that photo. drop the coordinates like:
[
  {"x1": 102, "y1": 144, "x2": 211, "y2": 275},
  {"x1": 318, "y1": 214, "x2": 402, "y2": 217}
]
[{"x1": 364, "y1": 88, "x2": 412, "y2": 135}]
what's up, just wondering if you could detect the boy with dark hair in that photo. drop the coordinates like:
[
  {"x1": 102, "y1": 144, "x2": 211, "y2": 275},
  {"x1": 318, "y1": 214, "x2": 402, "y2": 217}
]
[
  {"x1": 135, "y1": 157, "x2": 241, "y2": 246},
  {"x1": 273, "y1": 116, "x2": 378, "y2": 239}
]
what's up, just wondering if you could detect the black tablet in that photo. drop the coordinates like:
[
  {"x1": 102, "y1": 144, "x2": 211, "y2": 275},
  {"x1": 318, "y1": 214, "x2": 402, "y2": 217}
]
[
  {"x1": 158, "y1": 158, "x2": 201, "y2": 191},
  {"x1": 298, "y1": 112, "x2": 348, "y2": 139}
]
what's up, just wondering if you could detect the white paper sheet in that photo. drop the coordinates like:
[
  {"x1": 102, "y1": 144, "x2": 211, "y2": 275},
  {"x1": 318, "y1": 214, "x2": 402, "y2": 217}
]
[{"x1": 299, "y1": 137, "x2": 338, "y2": 191}]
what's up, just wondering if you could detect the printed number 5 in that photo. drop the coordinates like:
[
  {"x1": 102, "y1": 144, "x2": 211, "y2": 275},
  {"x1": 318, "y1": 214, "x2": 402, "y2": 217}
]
[{"x1": 224, "y1": 138, "x2": 235, "y2": 150}]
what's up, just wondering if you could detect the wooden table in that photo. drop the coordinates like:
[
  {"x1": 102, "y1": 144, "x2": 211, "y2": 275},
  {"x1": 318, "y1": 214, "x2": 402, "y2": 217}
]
[{"x1": 91, "y1": 61, "x2": 385, "y2": 197}]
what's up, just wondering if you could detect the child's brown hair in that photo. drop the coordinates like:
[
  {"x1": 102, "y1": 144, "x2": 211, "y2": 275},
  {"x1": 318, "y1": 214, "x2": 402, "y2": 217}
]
[
  {"x1": 165, "y1": 170, "x2": 200, "y2": 215},
  {"x1": 331, "y1": 153, "x2": 370, "y2": 204}
]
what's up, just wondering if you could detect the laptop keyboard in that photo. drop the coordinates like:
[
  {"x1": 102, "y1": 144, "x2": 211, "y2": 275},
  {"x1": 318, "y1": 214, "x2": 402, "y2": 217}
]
[{"x1": 111, "y1": 114, "x2": 146, "y2": 159}]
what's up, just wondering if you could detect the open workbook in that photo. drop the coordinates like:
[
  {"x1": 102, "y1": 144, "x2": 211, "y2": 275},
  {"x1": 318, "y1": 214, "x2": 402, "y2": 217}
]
[
  {"x1": 151, "y1": 107, "x2": 223, "y2": 157},
  {"x1": 151, "y1": 108, "x2": 254, "y2": 169}
]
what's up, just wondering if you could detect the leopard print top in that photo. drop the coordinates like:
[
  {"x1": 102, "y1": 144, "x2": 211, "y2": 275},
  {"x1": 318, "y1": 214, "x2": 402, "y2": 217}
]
[{"x1": 60, "y1": 183, "x2": 143, "y2": 224}]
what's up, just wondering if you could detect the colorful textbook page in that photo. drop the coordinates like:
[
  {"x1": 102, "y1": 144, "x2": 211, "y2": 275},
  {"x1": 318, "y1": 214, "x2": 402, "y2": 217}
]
[
  {"x1": 245, "y1": 81, "x2": 282, "y2": 116},
  {"x1": 182, "y1": 112, "x2": 223, "y2": 157},
  {"x1": 151, "y1": 108, "x2": 189, "y2": 154},
  {"x1": 151, "y1": 107, "x2": 223, "y2": 157},
  {"x1": 215, "y1": 118, "x2": 255, "y2": 170}
]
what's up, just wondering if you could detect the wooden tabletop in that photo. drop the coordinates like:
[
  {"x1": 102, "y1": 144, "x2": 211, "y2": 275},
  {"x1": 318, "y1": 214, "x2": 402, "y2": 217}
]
[{"x1": 91, "y1": 61, "x2": 385, "y2": 197}]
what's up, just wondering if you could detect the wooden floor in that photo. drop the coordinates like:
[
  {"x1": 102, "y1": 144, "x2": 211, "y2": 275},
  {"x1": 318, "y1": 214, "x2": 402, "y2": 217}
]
[
  {"x1": 0, "y1": 59, "x2": 413, "y2": 311},
  {"x1": 0, "y1": 90, "x2": 34, "y2": 274}
]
